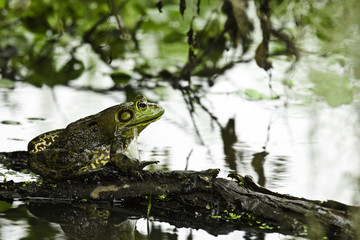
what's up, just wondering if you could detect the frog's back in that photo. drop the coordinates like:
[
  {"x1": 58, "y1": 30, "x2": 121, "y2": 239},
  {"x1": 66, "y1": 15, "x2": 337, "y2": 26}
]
[
  {"x1": 28, "y1": 129, "x2": 64, "y2": 154},
  {"x1": 48, "y1": 104, "x2": 127, "y2": 150},
  {"x1": 28, "y1": 104, "x2": 124, "y2": 152}
]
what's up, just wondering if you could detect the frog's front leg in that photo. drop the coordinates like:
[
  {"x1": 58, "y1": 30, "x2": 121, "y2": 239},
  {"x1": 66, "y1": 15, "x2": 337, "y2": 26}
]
[
  {"x1": 110, "y1": 153, "x2": 159, "y2": 171},
  {"x1": 110, "y1": 140, "x2": 158, "y2": 171}
]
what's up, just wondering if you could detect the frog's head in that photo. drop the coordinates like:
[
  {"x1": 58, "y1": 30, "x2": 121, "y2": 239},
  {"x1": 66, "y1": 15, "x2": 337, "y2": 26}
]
[{"x1": 114, "y1": 95, "x2": 164, "y2": 138}]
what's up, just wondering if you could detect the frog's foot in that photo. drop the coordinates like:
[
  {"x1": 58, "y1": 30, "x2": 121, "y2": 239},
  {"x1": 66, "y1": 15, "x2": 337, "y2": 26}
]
[
  {"x1": 138, "y1": 160, "x2": 159, "y2": 169},
  {"x1": 112, "y1": 154, "x2": 159, "y2": 171}
]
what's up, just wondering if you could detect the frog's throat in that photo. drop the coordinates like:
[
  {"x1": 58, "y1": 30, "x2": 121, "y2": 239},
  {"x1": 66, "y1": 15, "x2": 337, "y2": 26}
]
[{"x1": 125, "y1": 130, "x2": 140, "y2": 159}]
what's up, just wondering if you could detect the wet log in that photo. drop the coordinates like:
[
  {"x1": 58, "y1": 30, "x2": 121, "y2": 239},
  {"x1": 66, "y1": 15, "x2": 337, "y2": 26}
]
[{"x1": 0, "y1": 151, "x2": 359, "y2": 239}]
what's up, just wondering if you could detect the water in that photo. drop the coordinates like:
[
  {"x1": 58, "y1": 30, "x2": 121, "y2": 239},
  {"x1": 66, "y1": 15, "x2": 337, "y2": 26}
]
[{"x1": 0, "y1": 61, "x2": 359, "y2": 239}]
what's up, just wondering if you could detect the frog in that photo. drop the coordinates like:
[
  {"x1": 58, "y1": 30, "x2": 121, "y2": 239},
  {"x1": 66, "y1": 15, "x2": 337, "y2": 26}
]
[{"x1": 27, "y1": 95, "x2": 164, "y2": 180}]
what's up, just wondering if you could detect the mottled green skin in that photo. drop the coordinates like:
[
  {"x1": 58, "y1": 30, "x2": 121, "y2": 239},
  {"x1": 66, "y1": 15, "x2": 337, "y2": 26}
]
[{"x1": 27, "y1": 95, "x2": 164, "y2": 180}]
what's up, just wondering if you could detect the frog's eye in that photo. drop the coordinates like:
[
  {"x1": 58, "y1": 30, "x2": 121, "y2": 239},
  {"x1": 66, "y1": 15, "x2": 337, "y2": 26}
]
[
  {"x1": 117, "y1": 110, "x2": 133, "y2": 123},
  {"x1": 137, "y1": 102, "x2": 147, "y2": 111}
]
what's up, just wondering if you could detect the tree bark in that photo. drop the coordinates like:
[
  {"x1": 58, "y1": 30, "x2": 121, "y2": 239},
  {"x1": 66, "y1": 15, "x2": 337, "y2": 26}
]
[{"x1": 0, "y1": 151, "x2": 359, "y2": 239}]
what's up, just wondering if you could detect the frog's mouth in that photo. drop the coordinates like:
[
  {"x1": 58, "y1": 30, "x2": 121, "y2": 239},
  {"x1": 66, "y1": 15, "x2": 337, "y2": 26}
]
[
  {"x1": 130, "y1": 106, "x2": 165, "y2": 128},
  {"x1": 118, "y1": 115, "x2": 162, "y2": 138},
  {"x1": 131, "y1": 115, "x2": 162, "y2": 128}
]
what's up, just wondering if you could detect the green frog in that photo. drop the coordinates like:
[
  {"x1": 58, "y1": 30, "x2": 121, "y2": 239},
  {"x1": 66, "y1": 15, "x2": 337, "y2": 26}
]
[{"x1": 27, "y1": 95, "x2": 164, "y2": 180}]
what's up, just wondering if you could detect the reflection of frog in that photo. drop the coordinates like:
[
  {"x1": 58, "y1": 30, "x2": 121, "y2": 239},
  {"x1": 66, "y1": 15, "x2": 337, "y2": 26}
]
[
  {"x1": 27, "y1": 95, "x2": 164, "y2": 180},
  {"x1": 26, "y1": 202, "x2": 146, "y2": 240}
]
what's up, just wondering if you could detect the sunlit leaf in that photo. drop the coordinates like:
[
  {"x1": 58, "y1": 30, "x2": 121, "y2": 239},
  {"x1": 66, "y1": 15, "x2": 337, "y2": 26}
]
[
  {"x1": 0, "y1": 78, "x2": 15, "y2": 88},
  {"x1": 282, "y1": 78, "x2": 294, "y2": 88},
  {"x1": 245, "y1": 89, "x2": 264, "y2": 100},
  {"x1": 309, "y1": 70, "x2": 353, "y2": 107}
]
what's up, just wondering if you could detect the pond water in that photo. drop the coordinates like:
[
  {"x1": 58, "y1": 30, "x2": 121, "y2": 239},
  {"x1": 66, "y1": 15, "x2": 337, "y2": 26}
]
[{"x1": 0, "y1": 59, "x2": 359, "y2": 239}]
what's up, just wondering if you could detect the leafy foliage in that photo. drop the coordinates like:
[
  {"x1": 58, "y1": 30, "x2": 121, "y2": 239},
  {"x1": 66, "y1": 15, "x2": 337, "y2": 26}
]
[
  {"x1": 0, "y1": 0, "x2": 253, "y2": 87},
  {"x1": 0, "y1": 0, "x2": 359, "y2": 107}
]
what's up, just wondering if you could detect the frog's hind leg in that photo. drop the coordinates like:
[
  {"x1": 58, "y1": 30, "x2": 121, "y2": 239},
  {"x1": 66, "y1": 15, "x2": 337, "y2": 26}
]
[
  {"x1": 28, "y1": 146, "x2": 111, "y2": 180},
  {"x1": 81, "y1": 146, "x2": 111, "y2": 173},
  {"x1": 28, "y1": 148, "x2": 106, "y2": 180},
  {"x1": 28, "y1": 129, "x2": 64, "y2": 154}
]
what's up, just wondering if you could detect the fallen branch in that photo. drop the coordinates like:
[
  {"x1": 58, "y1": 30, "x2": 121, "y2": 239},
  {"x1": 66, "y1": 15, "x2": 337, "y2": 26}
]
[{"x1": 0, "y1": 151, "x2": 359, "y2": 239}]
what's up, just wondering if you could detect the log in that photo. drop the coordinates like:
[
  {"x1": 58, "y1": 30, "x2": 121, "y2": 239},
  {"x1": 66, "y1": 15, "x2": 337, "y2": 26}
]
[{"x1": 0, "y1": 151, "x2": 359, "y2": 239}]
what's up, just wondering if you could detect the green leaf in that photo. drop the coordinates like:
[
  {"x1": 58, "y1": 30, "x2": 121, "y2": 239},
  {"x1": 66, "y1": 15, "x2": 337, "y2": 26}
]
[
  {"x1": 1, "y1": 120, "x2": 21, "y2": 125},
  {"x1": 282, "y1": 78, "x2": 294, "y2": 88},
  {"x1": 110, "y1": 71, "x2": 133, "y2": 85},
  {"x1": 0, "y1": 78, "x2": 15, "y2": 88},
  {"x1": 0, "y1": 201, "x2": 12, "y2": 212},
  {"x1": 57, "y1": 58, "x2": 85, "y2": 83},
  {"x1": 309, "y1": 69, "x2": 353, "y2": 107},
  {"x1": 27, "y1": 117, "x2": 46, "y2": 121},
  {"x1": 245, "y1": 89, "x2": 264, "y2": 101}
]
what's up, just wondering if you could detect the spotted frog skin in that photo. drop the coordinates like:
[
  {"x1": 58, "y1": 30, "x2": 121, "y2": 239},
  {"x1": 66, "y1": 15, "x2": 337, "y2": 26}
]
[{"x1": 27, "y1": 95, "x2": 164, "y2": 180}]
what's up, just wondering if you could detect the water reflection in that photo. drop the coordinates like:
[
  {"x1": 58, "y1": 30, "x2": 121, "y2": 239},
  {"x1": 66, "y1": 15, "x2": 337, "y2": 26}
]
[
  {"x1": 1, "y1": 81, "x2": 360, "y2": 239},
  {"x1": 0, "y1": 200, "x2": 269, "y2": 240},
  {"x1": 244, "y1": 231, "x2": 265, "y2": 240},
  {"x1": 187, "y1": 97, "x2": 288, "y2": 191},
  {"x1": 251, "y1": 151, "x2": 268, "y2": 187},
  {"x1": 220, "y1": 118, "x2": 238, "y2": 170},
  {"x1": 0, "y1": 201, "x2": 64, "y2": 239},
  {"x1": 27, "y1": 202, "x2": 143, "y2": 240}
]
